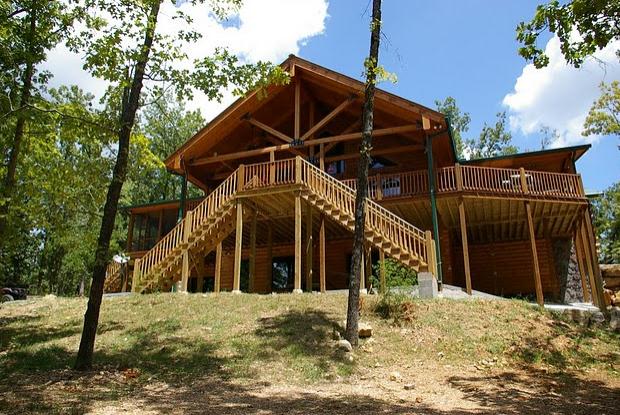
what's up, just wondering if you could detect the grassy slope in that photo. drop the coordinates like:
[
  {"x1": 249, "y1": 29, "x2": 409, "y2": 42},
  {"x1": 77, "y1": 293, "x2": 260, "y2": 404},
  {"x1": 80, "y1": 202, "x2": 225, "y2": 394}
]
[{"x1": 0, "y1": 293, "x2": 618, "y2": 413}]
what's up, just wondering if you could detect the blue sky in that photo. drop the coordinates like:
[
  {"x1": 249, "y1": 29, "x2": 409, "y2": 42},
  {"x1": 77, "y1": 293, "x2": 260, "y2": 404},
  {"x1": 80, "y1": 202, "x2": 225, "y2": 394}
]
[
  {"x1": 45, "y1": 0, "x2": 619, "y2": 191},
  {"x1": 297, "y1": 1, "x2": 619, "y2": 192}
]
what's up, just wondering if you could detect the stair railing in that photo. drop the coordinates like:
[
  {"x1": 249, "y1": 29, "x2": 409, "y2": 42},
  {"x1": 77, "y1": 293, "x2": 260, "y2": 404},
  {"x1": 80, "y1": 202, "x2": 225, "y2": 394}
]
[{"x1": 298, "y1": 157, "x2": 430, "y2": 268}]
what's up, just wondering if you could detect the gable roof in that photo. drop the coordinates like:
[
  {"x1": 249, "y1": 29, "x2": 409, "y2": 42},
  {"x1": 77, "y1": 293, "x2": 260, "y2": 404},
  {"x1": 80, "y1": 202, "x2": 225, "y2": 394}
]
[{"x1": 164, "y1": 55, "x2": 447, "y2": 173}]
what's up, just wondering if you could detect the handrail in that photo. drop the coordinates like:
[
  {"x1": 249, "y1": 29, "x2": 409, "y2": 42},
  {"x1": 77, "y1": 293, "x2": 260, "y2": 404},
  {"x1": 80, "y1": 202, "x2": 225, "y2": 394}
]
[
  {"x1": 104, "y1": 261, "x2": 122, "y2": 292},
  {"x1": 298, "y1": 157, "x2": 430, "y2": 267},
  {"x1": 341, "y1": 165, "x2": 584, "y2": 200},
  {"x1": 134, "y1": 169, "x2": 239, "y2": 286}
]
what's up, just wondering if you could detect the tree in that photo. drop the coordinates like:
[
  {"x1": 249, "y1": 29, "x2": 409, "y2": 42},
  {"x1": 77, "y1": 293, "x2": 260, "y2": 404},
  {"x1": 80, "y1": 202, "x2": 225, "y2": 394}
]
[
  {"x1": 591, "y1": 182, "x2": 620, "y2": 264},
  {"x1": 435, "y1": 97, "x2": 471, "y2": 158},
  {"x1": 466, "y1": 112, "x2": 518, "y2": 159},
  {"x1": 539, "y1": 125, "x2": 559, "y2": 149},
  {"x1": 345, "y1": 0, "x2": 382, "y2": 347},
  {"x1": 128, "y1": 94, "x2": 205, "y2": 204},
  {"x1": 72, "y1": 0, "x2": 287, "y2": 370},
  {"x1": 0, "y1": 0, "x2": 79, "y2": 246},
  {"x1": 583, "y1": 81, "x2": 620, "y2": 149},
  {"x1": 517, "y1": 0, "x2": 620, "y2": 68}
]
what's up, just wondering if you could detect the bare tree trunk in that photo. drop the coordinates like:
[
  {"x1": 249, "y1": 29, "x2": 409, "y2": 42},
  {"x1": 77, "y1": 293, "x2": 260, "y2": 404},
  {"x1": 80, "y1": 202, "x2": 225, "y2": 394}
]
[
  {"x1": 74, "y1": 0, "x2": 161, "y2": 371},
  {"x1": 345, "y1": 0, "x2": 382, "y2": 346},
  {"x1": 0, "y1": 4, "x2": 37, "y2": 242}
]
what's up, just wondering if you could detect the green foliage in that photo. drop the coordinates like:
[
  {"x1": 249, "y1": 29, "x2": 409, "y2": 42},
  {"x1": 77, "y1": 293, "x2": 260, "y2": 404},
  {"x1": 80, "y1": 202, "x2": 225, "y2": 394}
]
[
  {"x1": 435, "y1": 96, "x2": 470, "y2": 158},
  {"x1": 373, "y1": 291, "x2": 417, "y2": 323},
  {"x1": 371, "y1": 258, "x2": 417, "y2": 290},
  {"x1": 517, "y1": 0, "x2": 620, "y2": 68},
  {"x1": 466, "y1": 112, "x2": 518, "y2": 159},
  {"x1": 435, "y1": 98, "x2": 518, "y2": 159},
  {"x1": 583, "y1": 81, "x2": 620, "y2": 149},
  {"x1": 591, "y1": 182, "x2": 620, "y2": 264}
]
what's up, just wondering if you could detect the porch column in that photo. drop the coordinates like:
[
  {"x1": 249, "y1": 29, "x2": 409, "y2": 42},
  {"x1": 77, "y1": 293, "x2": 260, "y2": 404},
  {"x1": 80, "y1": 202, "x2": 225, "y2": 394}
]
[
  {"x1": 214, "y1": 241, "x2": 222, "y2": 293},
  {"x1": 305, "y1": 204, "x2": 313, "y2": 292},
  {"x1": 267, "y1": 221, "x2": 273, "y2": 291},
  {"x1": 425, "y1": 125, "x2": 443, "y2": 288},
  {"x1": 458, "y1": 198, "x2": 472, "y2": 295},
  {"x1": 249, "y1": 210, "x2": 257, "y2": 293},
  {"x1": 180, "y1": 210, "x2": 193, "y2": 293},
  {"x1": 379, "y1": 249, "x2": 386, "y2": 294},
  {"x1": 294, "y1": 193, "x2": 302, "y2": 293},
  {"x1": 524, "y1": 201, "x2": 544, "y2": 306},
  {"x1": 573, "y1": 226, "x2": 591, "y2": 303},
  {"x1": 233, "y1": 201, "x2": 243, "y2": 294},
  {"x1": 360, "y1": 249, "x2": 367, "y2": 295},
  {"x1": 319, "y1": 214, "x2": 326, "y2": 293},
  {"x1": 583, "y1": 208, "x2": 606, "y2": 310}
]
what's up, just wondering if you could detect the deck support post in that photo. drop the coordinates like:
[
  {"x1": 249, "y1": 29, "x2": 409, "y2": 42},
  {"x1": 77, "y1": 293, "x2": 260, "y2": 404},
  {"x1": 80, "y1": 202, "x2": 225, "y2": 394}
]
[
  {"x1": 267, "y1": 221, "x2": 273, "y2": 291},
  {"x1": 458, "y1": 198, "x2": 472, "y2": 295},
  {"x1": 180, "y1": 210, "x2": 193, "y2": 293},
  {"x1": 249, "y1": 210, "x2": 257, "y2": 293},
  {"x1": 233, "y1": 201, "x2": 243, "y2": 294},
  {"x1": 425, "y1": 130, "x2": 443, "y2": 289},
  {"x1": 583, "y1": 209, "x2": 607, "y2": 312},
  {"x1": 319, "y1": 214, "x2": 326, "y2": 293},
  {"x1": 379, "y1": 250, "x2": 386, "y2": 294},
  {"x1": 214, "y1": 241, "x2": 222, "y2": 293},
  {"x1": 573, "y1": 226, "x2": 591, "y2": 303},
  {"x1": 294, "y1": 192, "x2": 302, "y2": 293},
  {"x1": 524, "y1": 201, "x2": 544, "y2": 306},
  {"x1": 360, "y1": 249, "x2": 367, "y2": 295},
  {"x1": 305, "y1": 204, "x2": 313, "y2": 292}
]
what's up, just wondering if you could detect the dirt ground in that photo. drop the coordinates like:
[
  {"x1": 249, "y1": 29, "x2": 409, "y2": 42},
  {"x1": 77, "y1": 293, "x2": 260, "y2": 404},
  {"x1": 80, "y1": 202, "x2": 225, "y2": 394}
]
[{"x1": 1, "y1": 294, "x2": 618, "y2": 414}]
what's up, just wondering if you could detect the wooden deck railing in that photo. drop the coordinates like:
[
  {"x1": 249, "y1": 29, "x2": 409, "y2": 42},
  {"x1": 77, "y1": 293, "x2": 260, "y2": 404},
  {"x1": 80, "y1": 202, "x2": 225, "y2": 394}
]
[
  {"x1": 104, "y1": 261, "x2": 122, "y2": 292},
  {"x1": 342, "y1": 164, "x2": 585, "y2": 201},
  {"x1": 299, "y1": 158, "x2": 430, "y2": 268},
  {"x1": 133, "y1": 171, "x2": 238, "y2": 287}
]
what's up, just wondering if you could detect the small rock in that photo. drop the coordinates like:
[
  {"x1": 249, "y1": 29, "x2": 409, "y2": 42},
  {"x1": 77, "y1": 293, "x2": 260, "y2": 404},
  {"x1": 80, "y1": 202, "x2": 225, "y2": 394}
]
[
  {"x1": 610, "y1": 307, "x2": 620, "y2": 331},
  {"x1": 415, "y1": 397, "x2": 423, "y2": 404},
  {"x1": 404, "y1": 383, "x2": 415, "y2": 390},
  {"x1": 389, "y1": 371, "x2": 402, "y2": 382},
  {"x1": 589, "y1": 311, "x2": 606, "y2": 325},
  {"x1": 358, "y1": 322, "x2": 373, "y2": 338},
  {"x1": 346, "y1": 354, "x2": 354, "y2": 362},
  {"x1": 332, "y1": 329, "x2": 342, "y2": 341},
  {"x1": 337, "y1": 339, "x2": 353, "y2": 352}
]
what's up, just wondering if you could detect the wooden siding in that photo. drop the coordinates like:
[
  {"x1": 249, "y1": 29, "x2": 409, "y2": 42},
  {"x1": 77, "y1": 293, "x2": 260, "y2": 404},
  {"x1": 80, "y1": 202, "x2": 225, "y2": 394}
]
[{"x1": 451, "y1": 239, "x2": 560, "y2": 298}]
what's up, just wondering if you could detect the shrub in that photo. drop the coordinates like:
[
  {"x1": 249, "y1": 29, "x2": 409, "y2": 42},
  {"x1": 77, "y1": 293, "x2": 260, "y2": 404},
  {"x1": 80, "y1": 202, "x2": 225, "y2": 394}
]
[
  {"x1": 373, "y1": 291, "x2": 417, "y2": 324},
  {"x1": 371, "y1": 258, "x2": 417, "y2": 290}
]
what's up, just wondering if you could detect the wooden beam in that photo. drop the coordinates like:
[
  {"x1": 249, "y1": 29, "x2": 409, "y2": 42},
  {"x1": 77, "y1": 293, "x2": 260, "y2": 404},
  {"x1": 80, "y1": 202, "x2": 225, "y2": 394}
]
[
  {"x1": 294, "y1": 193, "x2": 302, "y2": 293},
  {"x1": 305, "y1": 203, "x2": 313, "y2": 292},
  {"x1": 324, "y1": 144, "x2": 424, "y2": 163},
  {"x1": 214, "y1": 242, "x2": 222, "y2": 293},
  {"x1": 192, "y1": 124, "x2": 421, "y2": 166},
  {"x1": 583, "y1": 208, "x2": 606, "y2": 309},
  {"x1": 580, "y1": 221, "x2": 598, "y2": 306},
  {"x1": 294, "y1": 79, "x2": 301, "y2": 140},
  {"x1": 319, "y1": 214, "x2": 326, "y2": 293},
  {"x1": 126, "y1": 214, "x2": 135, "y2": 252},
  {"x1": 233, "y1": 201, "x2": 243, "y2": 293},
  {"x1": 379, "y1": 249, "x2": 386, "y2": 294},
  {"x1": 525, "y1": 201, "x2": 544, "y2": 306},
  {"x1": 246, "y1": 117, "x2": 293, "y2": 143},
  {"x1": 249, "y1": 210, "x2": 257, "y2": 293},
  {"x1": 301, "y1": 96, "x2": 355, "y2": 141},
  {"x1": 573, "y1": 227, "x2": 591, "y2": 303},
  {"x1": 267, "y1": 221, "x2": 273, "y2": 291},
  {"x1": 324, "y1": 118, "x2": 361, "y2": 154},
  {"x1": 458, "y1": 199, "x2": 472, "y2": 295}
]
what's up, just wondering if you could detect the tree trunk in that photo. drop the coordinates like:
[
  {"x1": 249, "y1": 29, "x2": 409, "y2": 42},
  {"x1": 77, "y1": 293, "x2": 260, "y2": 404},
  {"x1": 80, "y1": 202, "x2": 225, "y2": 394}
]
[
  {"x1": 74, "y1": 0, "x2": 161, "y2": 371},
  {"x1": 345, "y1": 0, "x2": 382, "y2": 346},
  {"x1": 0, "y1": 4, "x2": 37, "y2": 242}
]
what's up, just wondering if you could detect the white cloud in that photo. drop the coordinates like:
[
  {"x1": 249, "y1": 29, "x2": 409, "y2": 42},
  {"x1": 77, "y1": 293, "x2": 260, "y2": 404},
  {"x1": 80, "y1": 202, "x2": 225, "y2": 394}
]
[
  {"x1": 503, "y1": 35, "x2": 620, "y2": 147},
  {"x1": 43, "y1": 0, "x2": 329, "y2": 121}
]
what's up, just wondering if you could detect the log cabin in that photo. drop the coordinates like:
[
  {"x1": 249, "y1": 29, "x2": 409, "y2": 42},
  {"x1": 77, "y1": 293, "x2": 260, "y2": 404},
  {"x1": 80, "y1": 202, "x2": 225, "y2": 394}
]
[{"x1": 104, "y1": 55, "x2": 605, "y2": 309}]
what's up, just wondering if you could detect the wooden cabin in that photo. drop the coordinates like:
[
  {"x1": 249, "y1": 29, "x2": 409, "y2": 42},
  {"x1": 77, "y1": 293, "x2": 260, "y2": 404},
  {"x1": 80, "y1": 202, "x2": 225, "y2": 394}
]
[{"x1": 104, "y1": 55, "x2": 605, "y2": 309}]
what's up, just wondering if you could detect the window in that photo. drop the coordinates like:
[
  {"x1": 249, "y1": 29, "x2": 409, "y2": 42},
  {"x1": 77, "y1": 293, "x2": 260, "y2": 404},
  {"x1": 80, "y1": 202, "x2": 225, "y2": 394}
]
[
  {"x1": 272, "y1": 256, "x2": 294, "y2": 292},
  {"x1": 325, "y1": 141, "x2": 345, "y2": 176},
  {"x1": 382, "y1": 177, "x2": 401, "y2": 197},
  {"x1": 369, "y1": 156, "x2": 396, "y2": 170}
]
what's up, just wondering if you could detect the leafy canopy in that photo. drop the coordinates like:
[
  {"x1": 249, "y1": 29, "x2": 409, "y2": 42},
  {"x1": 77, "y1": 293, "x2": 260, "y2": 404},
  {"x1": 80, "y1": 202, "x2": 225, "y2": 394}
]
[
  {"x1": 583, "y1": 81, "x2": 620, "y2": 149},
  {"x1": 517, "y1": 0, "x2": 620, "y2": 68}
]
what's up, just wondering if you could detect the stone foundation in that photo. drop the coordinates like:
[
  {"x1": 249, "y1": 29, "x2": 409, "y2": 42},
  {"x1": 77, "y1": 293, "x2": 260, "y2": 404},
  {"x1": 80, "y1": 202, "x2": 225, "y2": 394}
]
[{"x1": 554, "y1": 238, "x2": 588, "y2": 303}]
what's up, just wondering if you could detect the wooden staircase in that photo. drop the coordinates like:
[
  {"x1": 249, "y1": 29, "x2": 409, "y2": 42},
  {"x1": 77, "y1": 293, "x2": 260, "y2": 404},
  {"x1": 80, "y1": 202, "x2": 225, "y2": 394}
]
[{"x1": 131, "y1": 157, "x2": 434, "y2": 293}]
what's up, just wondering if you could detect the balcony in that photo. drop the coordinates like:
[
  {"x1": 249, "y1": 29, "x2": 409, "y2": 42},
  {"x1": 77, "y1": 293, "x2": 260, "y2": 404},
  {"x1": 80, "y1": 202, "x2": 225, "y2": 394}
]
[{"x1": 341, "y1": 164, "x2": 586, "y2": 201}]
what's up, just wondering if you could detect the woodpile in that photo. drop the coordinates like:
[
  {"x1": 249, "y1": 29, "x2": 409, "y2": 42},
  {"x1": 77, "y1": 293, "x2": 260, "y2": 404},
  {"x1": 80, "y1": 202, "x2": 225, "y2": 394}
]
[{"x1": 601, "y1": 264, "x2": 620, "y2": 306}]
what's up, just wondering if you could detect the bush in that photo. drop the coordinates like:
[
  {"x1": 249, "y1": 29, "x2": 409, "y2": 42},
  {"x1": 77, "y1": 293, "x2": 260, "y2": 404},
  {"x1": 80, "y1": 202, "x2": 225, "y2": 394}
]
[
  {"x1": 373, "y1": 291, "x2": 417, "y2": 324},
  {"x1": 371, "y1": 258, "x2": 417, "y2": 290}
]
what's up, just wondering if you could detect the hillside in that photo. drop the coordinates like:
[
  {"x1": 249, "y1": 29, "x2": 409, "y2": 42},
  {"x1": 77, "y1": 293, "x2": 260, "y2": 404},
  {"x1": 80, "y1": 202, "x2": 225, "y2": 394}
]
[{"x1": 0, "y1": 293, "x2": 618, "y2": 414}]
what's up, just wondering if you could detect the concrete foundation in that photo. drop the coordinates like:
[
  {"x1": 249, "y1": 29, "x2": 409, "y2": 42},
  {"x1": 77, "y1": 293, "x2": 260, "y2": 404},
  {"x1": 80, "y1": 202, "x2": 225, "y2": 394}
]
[{"x1": 419, "y1": 272, "x2": 438, "y2": 299}]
